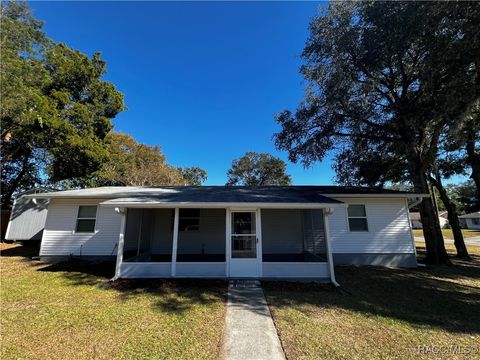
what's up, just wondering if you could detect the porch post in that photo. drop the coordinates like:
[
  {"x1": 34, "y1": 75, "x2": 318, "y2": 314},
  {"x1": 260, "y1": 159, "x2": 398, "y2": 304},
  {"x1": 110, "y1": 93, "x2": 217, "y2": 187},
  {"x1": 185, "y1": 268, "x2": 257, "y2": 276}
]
[
  {"x1": 136, "y1": 209, "x2": 144, "y2": 256},
  {"x1": 114, "y1": 207, "x2": 127, "y2": 280},
  {"x1": 256, "y1": 208, "x2": 263, "y2": 278},
  {"x1": 171, "y1": 208, "x2": 179, "y2": 277},
  {"x1": 323, "y1": 208, "x2": 340, "y2": 286},
  {"x1": 225, "y1": 208, "x2": 231, "y2": 277}
]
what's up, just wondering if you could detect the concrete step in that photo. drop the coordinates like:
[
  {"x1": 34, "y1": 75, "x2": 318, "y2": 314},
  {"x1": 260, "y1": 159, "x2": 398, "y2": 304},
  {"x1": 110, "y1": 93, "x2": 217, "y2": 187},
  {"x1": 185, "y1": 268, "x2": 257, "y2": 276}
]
[{"x1": 229, "y1": 279, "x2": 261, "y2": 288}]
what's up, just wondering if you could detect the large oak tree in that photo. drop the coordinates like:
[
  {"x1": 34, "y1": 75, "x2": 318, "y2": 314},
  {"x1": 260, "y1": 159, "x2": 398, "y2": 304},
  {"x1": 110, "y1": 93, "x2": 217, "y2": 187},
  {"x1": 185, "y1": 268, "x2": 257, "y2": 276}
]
[
  {"x1": 1, "y1": 2, "x2": 124, "y2": 206},
  {"x1": 226, "y1": 152, "x2": 292, "y2": 186},
  {"x1": 275, "y1": 1, "x2": 480, "y2": 264}
]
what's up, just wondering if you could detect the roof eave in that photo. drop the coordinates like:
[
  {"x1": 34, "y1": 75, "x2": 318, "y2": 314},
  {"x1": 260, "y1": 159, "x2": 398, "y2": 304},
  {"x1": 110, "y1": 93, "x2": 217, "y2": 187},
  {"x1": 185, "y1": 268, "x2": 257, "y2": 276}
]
[
  {"x1": 99, "y1": 201, "x2": 347, "y2": 209},
  {"x1": 328, "y1": 193, "x2": 429, "y2": 198}
]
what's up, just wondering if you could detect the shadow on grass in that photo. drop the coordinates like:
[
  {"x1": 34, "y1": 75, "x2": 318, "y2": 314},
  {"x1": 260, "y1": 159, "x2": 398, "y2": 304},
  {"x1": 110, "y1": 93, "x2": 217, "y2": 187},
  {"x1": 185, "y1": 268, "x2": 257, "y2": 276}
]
[
  {"x1": 38, "y1": 260, "x2": 116, "y2": 285},
  {"x1": 2, "y1": 243, "x2": 227, "y2": 314},
  {"x1": 37, "y1": 259, "x2": 227, "y2": 313},
  {"x1": 263, "y1": 255, "x2": 480, "y2": 335},
  {"x1": 109, "y1": 278, "x2": 227, "y2": 314},
  {"x1": 0, "y1": 241, "x2": 40, "y2": 258}
]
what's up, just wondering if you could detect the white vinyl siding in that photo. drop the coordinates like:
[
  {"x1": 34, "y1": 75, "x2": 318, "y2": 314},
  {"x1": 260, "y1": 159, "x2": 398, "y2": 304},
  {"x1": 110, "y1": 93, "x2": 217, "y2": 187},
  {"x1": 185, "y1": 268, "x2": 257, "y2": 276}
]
[
  {"x1": 328, "y1": 198, "x2": 414, "y2": 254},
  {"x1": 5, "y1": 197, "x2": 48, "y2": 241},
  {"x1": 40, "y1": 199, "x2": 121, "y2": 256}
]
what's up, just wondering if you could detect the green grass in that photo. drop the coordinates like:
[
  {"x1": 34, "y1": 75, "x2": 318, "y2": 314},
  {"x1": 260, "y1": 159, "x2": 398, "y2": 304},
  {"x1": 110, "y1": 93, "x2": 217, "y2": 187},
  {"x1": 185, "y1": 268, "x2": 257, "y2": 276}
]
[
  {"x1": 264, "y1": 247, "x2": 480, "y2": 360},
  {"x1": 413, "y1": 228, "x2": 480, "y2": 239},
  {"x1": 0, "y1": 243, "x2": 227, "y2": 360}
]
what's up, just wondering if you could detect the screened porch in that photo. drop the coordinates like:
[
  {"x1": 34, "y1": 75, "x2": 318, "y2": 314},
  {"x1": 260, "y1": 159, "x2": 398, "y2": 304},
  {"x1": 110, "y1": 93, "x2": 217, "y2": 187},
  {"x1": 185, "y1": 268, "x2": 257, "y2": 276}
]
[
  {"x1": 113, "y1": 206, "x2": 332, "y2": 279},
  {"x1": 119, "y1": 208, "x2": 226, "y2": 278}
]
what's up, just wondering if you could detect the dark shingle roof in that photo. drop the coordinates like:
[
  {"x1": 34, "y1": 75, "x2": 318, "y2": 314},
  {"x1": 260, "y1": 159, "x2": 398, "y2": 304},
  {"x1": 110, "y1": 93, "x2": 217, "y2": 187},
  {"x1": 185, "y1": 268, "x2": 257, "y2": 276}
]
[{"x1": 28, "y1": 185, "x2": 422, "y2": 205}]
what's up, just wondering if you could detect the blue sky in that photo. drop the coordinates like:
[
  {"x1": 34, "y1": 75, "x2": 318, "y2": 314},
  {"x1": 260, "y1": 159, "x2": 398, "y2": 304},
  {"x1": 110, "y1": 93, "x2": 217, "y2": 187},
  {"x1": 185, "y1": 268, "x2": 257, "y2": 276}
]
[
  {"x1": 29, "y1": 1, "x2": 468, "y2": 186},
  {"x1": 30, "y1": 1, "x2": 333, "y2": 185}
]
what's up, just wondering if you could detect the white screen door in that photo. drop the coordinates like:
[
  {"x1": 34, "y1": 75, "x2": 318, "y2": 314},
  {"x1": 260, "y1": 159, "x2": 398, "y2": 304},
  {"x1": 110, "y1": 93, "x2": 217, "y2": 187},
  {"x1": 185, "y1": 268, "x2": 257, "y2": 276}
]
[{"x1": 229, "y1": 211, "x2": 259, "y2": 277}]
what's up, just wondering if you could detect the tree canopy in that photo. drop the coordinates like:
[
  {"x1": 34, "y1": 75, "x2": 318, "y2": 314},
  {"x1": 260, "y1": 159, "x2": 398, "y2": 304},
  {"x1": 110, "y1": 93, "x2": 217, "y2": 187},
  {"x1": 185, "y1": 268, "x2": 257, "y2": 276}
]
[
  {"x1": 226, "y1": 152, "x2": 292, "y2": 186},
  {"x1": 1, "y1": 1, "x2": 125, "y2": 206},
  {"x1": 178, "y1": 167, "x2": 208, "y2": 186},
  {"x1": 92, "y1": 132, "x2": 186, "y2": 187},
  {"x1": 274, "y1": 1, "x2": 480, "y2": 264},
  {"x1": 58, "y1": 132, "x2": 207, "y2": 187}
]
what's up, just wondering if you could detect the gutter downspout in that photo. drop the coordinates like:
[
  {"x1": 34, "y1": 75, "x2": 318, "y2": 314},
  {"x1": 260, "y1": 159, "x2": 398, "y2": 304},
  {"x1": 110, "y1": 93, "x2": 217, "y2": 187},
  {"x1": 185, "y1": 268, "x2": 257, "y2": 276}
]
[{"x1": 323, "y1": 207, "x2": 340, "y2": 288}]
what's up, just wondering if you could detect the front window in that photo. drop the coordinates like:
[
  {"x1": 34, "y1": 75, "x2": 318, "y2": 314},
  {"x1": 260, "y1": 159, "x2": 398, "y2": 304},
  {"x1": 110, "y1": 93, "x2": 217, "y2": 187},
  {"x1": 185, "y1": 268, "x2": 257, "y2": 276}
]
[
  {"x1": 179, "y1": 209, "x2": 200, "y2": 231},
  {"x1": 348, "y1": 205, "x2": 368, "y2": 232},
  {"x1": 473, "y1": 218, "x2": 480, "y2": 225},
  {"x1": 75, "y1": 206, "x2": 97, "y2": 232}
]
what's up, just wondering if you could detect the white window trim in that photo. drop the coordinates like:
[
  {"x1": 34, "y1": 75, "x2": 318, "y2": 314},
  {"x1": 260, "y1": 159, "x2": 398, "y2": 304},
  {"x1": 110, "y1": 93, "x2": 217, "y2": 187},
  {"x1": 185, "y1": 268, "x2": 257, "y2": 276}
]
[
  {"x1": 74, "y1": 205, "x2": 98, "y2": 233},
  {"x1": 346, "y1": 204, "x2": 370, "y2": 232}
]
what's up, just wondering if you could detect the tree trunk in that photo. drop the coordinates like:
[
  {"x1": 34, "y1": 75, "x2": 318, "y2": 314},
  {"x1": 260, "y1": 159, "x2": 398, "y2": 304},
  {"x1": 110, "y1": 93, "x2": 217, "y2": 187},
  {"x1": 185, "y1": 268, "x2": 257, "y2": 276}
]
[
  {"x1": 428, "y1": 173, "x2": 470, "y2": 260},
  {"x1": 411, "y1": 170, "x2": 449, "y2": 264},
  {"x1": 465, "y1": 133, "x2": 480, "y2": 208}
]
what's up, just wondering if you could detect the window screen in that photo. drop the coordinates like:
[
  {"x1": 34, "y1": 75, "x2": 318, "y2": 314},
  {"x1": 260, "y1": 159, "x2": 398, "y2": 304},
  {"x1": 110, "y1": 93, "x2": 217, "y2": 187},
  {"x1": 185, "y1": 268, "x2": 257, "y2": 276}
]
[
  {"x1": 75, "y1": 206, "x2": 97, "y2": 233},
  {"x1": 179, "y1": 209, "x2": 200, "y2": 231},
  {"x1": 347, "y1": 205, "x2": 368, "y2": 231}
]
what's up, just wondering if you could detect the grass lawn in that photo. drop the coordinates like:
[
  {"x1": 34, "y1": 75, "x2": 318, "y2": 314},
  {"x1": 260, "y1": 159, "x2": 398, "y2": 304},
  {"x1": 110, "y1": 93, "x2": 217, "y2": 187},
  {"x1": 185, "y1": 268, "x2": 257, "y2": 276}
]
[
  {"x1": 264, "y1": 246, "x2": 480, "y2": 360},
  {"x1": 0, "y1": 243, "x2": 227, "y2": 360},
  {"x1": 413, "y1": 228, "x2": 480, "y2": 239}
]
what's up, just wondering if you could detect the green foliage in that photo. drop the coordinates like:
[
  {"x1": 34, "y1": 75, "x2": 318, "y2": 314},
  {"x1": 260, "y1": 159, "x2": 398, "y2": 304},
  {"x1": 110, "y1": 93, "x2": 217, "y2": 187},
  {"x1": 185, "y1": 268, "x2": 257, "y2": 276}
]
[
  {"x1": 226, "y1": 152, "x2": 292, "y2": 186},
  {"x1": 179, "y1": 167, "x2": 208, "y2": 186},
  {"x1": 67, "y1": 132, "x2": 188, "y2": 187},
  {"x1": 0, "y1": 1, "x2": 125, "y2": 206},
  {"x1": 275, "y1": 1, "x2": 479, "y2": 182},
  {"x1": 446, "y1": 180, "x2": 479, "y2": 214}
]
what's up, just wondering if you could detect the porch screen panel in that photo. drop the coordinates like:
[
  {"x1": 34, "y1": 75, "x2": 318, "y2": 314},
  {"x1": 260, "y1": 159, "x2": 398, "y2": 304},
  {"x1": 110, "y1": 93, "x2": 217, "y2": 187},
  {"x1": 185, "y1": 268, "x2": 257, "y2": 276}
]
[
  {"x1": 302, "y1": 209, "x2": 326, "y2": 259},
  {"x1": 123, "y1": 208, "x2": 174, "y2": 262},
  {"x1": 176, "y1": 209, "x2": 226, "y2": 262}
]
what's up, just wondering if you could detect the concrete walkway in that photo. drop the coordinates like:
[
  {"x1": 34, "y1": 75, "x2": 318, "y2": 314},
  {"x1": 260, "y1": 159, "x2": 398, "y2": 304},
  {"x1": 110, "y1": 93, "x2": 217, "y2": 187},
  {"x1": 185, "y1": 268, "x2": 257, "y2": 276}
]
[{"x1": 221, "y1": 280, "x2": 286, "y2": 360}]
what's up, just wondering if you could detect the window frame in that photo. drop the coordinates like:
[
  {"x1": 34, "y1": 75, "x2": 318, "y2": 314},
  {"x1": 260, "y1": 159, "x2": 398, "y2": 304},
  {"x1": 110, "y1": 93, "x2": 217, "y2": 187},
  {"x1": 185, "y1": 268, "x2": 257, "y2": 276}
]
[
  {"x1": 75, "y1": 205, "x2": 98, "y2": 233},
  {"x1": 346, "y1": 204, "x2": 369, "y2": 232},
  {"x1": 178, "y1": 208, "x2": 200, "y2": 232}
]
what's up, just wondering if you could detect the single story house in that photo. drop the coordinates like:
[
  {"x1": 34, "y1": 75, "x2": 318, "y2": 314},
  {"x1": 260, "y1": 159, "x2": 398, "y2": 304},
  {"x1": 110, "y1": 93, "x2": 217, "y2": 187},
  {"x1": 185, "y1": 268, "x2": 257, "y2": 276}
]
[
  {"x1": 459, "y1": 211, "x2": 480, "y2": 230},
  {"x1": 409, "y1": 211, "x2": 449, "y2": 229},
  {"x1": 7, "y1": 186, "x2": 425, "y2": 282}
]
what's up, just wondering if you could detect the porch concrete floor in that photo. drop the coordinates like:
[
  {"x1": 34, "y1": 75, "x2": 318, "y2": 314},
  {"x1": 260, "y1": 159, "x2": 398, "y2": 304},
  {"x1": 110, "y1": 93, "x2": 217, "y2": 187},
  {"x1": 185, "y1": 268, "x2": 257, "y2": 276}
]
[{"x1": 221, "y1": 280, "x2": 286, "y2": 360}]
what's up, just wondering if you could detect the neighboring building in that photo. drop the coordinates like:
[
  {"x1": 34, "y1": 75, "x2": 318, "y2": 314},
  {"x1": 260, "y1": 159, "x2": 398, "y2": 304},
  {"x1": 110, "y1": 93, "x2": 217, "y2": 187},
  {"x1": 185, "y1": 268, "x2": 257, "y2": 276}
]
[
  {"x1": 459, "y1": 212, "x2": 480, "y2": 230},
  {"x1": 11, "y1": 186, "x2": 425, "y2": 282},
  {"x1": 409, "y1": 211, "x2": 449, "y2": 229}
]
